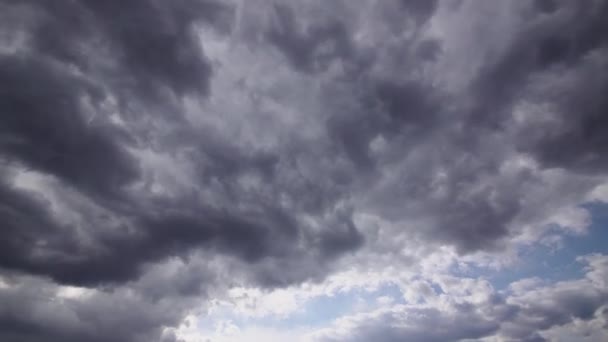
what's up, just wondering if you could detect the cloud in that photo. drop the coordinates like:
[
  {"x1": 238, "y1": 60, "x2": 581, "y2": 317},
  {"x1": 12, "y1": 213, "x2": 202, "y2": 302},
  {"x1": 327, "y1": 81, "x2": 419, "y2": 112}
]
[
  {"x1": 0, "y1": 271, "x2": 193, "y2": 342},
  {"x1": 312, "y1": 254, "x2": 608, "y2": 342},
  {"x1": 0, "y1": 54, "x2": 139, "y2": 198},
  {"x1": 1, "y1": 0, "x2": 608, "y2": 341},
  {"x1": 22, "y1": 0, "x2": 230, "y2": 97},
  {"x1": 0, "y1": 0, "x2": 366, "y2": 290}
]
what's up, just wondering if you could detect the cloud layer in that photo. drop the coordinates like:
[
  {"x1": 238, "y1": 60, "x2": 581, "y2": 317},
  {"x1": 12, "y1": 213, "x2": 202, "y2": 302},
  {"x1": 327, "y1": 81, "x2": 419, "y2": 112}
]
[{"x1": 1, "y1": 0, "x2": 607, "y2": 341}]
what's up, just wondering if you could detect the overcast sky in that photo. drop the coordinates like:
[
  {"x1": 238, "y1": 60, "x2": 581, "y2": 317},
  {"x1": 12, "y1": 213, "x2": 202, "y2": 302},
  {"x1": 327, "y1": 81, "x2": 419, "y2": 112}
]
[{"x1": 1, "y1": 0, "x2": 608, "y2": 341}]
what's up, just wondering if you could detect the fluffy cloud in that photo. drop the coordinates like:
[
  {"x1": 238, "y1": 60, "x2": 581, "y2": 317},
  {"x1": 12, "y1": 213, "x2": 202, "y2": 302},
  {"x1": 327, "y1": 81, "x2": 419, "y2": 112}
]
[{"x1": 309, "y1": 255, "x2": 608, "y2": 342}]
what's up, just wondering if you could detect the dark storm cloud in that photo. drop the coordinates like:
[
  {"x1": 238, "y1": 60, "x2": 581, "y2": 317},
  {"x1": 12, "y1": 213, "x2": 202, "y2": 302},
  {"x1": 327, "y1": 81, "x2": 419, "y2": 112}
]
[
  {"x1": 398, "y1": 0, "x2": 438, "y2": 24},
  {"x1": 0, "y1": 170, "x2": 333, "y2": 287},
  {"x1": 0, "y1": 0, "x2": 214, "y2": 286},
  {"x1": 310, "y1": 0, "x2": 608, "y2": 254},
  {"x1": 0, "y1": 1, "x2": 364, "y2": 339},
  {"x1": 435, "y1": 0, "x2": 608, "y2": 249},
  {"x1": 0, "y1": 55, "x2": 139, "y2": 198},
  {"x1": 325, "y1": 78, "x2": 440, "y2": 171},
  {"x1": 23, "y1": 0, "x2": 231, "y2": 98},
  {"x1": 0, "y1": 274, "x2": 193, "y2": 342},
  {"x1": 467, "y1": 0, "x2": 608, "y2": 173},
  {"x1": 0, "y1": 180, "x2": 76, "y2": 277},
  {"x1": 0, "y1": 0, "x2": 229, "y2": 204},
  {"x1": 516, "y1": 57, "x2": 608, "y2": 173},
  {"x1": 0, "y1": 0, "x2": 365, "y2": 290},
  {"x1": 263, "y1": 1, "x2": 525, "y2": 256}
]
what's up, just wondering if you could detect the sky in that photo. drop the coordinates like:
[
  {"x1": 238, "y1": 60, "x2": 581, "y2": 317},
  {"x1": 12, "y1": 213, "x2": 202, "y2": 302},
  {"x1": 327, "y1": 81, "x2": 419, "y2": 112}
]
[{"x1": 1, "y1": 0, "x2": 608, "y2": 341}]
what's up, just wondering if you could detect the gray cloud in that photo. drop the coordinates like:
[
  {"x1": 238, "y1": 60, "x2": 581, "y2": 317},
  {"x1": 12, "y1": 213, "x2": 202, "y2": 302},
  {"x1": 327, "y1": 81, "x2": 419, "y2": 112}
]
[
  {"x1": 0, "y1": 54, "x2": 139, "y2": 198},
  {"x1": 0, "y1": 0, "x2": 364, "y2": 286},
  {"x1": 266, "y1": 3, "x2": 353, "y2": 74},
  {"x1": 2, "y1": 0, "x2": 608, "y2": 341},
  {"x1": 463, "y1": 0, "x2": 608, "y2": 173},
  {"x1": 0, "y1": 270, "x2": 198, "y2": 342},
  {"x1": 24, "y1": 0, "x2": 230, "y2": 97}
]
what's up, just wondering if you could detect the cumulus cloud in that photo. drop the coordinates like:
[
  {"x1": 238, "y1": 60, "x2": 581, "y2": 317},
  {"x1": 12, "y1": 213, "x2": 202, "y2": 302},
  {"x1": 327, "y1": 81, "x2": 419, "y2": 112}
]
[
  {"x1": 312, "y1": 255, "x2": 608, "y2": 342},
  {"x1": 1, "y1": 0, "x2": 608, "y2": 341}
]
